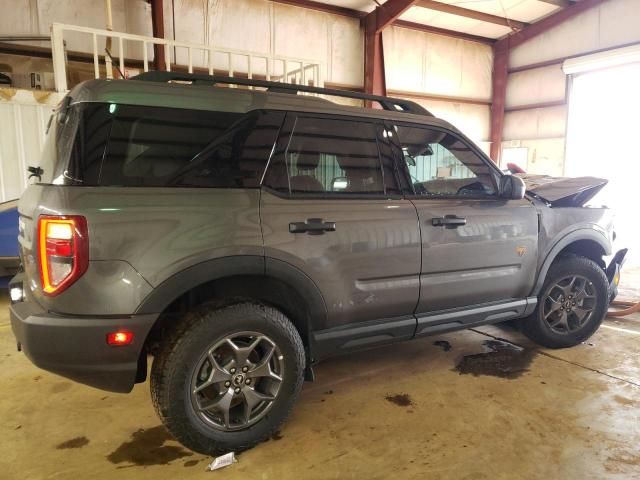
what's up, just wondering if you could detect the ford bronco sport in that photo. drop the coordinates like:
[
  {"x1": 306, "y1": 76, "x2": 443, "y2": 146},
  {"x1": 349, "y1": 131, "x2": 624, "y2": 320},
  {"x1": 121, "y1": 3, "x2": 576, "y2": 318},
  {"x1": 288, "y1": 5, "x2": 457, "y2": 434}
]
[{"x1": 9, "y1": 72, "x2": 626, "y2": 455}]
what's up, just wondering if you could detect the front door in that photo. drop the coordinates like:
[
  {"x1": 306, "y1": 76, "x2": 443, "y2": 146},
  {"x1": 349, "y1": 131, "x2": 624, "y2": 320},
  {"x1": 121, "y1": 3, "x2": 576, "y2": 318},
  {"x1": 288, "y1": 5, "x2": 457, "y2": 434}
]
[
  {"x1": 260, "y1": 113, "x2": 421, "y2": 351},
  {"x1": 389, "y1": 123, "x2": 539, "y2": 314}
]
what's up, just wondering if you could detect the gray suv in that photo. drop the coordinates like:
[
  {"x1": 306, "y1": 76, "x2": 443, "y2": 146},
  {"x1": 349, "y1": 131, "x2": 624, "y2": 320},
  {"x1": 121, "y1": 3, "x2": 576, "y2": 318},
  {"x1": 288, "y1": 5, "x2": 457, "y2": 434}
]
[{"x1": 9, "y1": 72, "x2": 626, "y2": 455}]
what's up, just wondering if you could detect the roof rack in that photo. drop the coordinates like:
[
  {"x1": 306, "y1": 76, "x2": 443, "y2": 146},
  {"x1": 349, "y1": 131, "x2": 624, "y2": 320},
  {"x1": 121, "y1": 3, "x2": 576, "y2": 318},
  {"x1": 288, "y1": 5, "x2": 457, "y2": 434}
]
[{"x1": 130, "y1": 71, "x2": 433, "y2": 117}]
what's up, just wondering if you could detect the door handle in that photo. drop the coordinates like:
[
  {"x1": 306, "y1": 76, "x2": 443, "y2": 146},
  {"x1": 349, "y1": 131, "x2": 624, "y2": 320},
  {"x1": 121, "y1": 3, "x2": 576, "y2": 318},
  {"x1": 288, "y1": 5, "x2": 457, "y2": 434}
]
[
  {"x1": 432, "y1": 215, "x2": 466, "y2": 229},
  {"x1": 289, "y1": 218, "x2": 336, "y2": 235}
]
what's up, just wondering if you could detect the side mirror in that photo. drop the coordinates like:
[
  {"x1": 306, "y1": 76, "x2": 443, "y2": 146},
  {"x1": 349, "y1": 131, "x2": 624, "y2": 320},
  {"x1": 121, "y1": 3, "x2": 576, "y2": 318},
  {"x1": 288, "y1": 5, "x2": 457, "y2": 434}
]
[{"x1": 499, "y1": 175, "x2": 526, "y2": 200}]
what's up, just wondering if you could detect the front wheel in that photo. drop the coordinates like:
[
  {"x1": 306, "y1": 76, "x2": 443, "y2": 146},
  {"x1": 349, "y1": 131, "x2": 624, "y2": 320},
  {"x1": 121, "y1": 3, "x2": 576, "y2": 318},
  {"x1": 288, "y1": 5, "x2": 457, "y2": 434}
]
[
  {"x1": 520, "y1": 256, "x2": 609, "y2": 348},
  {"x1": 150, "y1": 302, "x2": 305, "y2": 455}
]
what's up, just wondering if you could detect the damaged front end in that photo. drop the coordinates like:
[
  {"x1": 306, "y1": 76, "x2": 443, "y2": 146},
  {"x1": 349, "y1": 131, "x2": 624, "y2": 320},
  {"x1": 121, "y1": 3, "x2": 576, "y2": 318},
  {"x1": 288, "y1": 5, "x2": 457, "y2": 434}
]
[
  {"x1": 517, "y1": 174, "x2": 609, "y2": 207},
  {"x1": 521, "y1": 174, "x2": 628, "y2": 303},
  {"x1": 606, "y1": 248, "x2": 628, "y2": 303}
]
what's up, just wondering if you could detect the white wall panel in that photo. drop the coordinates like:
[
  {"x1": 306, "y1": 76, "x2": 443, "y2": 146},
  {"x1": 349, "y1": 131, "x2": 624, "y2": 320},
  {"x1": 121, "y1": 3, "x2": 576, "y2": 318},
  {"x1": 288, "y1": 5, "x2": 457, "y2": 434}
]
[
  {"x1": 504, "y1": 0, "x2": 640, "y2": 175},
  {"x1": 510, "y1": 0, "x2": 640, "y2": 69},
  {"x1": 408, "y1": 97, "x2": 490, "y2": 143},
  {"x1": 506, "y1": 64, "x2": 566, "y2": 108},
  {"x1": 502, "y1": 138, "x2": 566, "y2": 176},
  {"x1": 0, "y1": 0, "x2": 34, "y2": 36},
  {"x1": 163, "y1": 0, "x2": 362, "y2": 85},
  {"x1": 503, "y1": 105, "x2": 566, "y2": 141},
  {"x1": 0, "y1": 0, "x2": 151, "y2": 58},
  {"x1": 384, "y1": 26, "x2": 492, "y2": 101},
  {"x1": 0, "y1": 89, "x2": 63, "y2": 202}
]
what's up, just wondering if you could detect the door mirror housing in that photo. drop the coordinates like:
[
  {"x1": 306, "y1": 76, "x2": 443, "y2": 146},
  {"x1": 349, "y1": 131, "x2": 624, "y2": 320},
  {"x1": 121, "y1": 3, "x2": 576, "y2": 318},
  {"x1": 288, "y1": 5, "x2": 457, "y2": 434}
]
[{"x1": 499, "y1": 174, "x2": 526, "y2": 200}]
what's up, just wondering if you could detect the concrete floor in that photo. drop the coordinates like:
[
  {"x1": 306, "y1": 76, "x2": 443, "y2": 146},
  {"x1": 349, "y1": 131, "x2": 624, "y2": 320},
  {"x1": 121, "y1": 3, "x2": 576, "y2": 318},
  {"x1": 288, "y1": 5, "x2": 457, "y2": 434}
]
[{"x1": 2, "y1": 291, "x2": 640, "y2": 480}]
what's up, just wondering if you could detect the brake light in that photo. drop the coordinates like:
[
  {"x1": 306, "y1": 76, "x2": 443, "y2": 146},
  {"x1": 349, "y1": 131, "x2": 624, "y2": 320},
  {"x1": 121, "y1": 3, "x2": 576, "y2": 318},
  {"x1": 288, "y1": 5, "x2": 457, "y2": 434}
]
[{"x1": 38, "y1": 215, "x2": 88, "y2": 296}]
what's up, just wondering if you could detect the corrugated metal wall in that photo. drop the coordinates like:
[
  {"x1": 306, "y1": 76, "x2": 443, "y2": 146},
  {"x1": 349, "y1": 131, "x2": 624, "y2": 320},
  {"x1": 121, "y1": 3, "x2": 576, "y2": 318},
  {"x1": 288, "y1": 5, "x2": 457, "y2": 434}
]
[
  {"x1": 502, "y1": 0, "x2": 640, "y2": 175},
  {"x1": 384, "y1": 25, "x2": 492, "y2": 151},
  {"x1": 0, "y1": 89, "x2": 63, "y2": 202}
]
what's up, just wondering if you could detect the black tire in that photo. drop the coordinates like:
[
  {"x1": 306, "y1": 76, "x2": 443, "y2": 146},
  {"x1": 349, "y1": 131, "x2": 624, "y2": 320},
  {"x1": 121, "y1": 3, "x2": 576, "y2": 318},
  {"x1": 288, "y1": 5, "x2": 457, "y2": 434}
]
[
  {"x1": 150, "y1": 302, "x2": 305, "y2": 455},
  {"x1": 520, "y1": 255, "x2": 609, "y2": 348}
]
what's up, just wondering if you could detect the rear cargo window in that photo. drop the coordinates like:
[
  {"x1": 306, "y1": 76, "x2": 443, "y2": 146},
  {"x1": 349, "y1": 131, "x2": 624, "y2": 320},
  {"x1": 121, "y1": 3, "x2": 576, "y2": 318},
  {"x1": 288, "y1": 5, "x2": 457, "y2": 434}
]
[{"x1": 42, "y1": 102, "x2": 283, "y2": 188}]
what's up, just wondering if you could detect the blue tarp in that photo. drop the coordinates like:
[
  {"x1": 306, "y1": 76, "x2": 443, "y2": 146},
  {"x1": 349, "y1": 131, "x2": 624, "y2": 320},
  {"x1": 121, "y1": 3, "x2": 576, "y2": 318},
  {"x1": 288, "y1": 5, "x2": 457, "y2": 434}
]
[{"x1": 0, "y1": 200, "x2": 19, "y2": 288}]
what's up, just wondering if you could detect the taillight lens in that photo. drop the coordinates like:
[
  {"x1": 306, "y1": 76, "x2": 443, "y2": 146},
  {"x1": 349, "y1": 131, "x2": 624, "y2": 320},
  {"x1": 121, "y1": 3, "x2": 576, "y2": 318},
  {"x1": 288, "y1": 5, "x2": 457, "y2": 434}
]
[{"x1": 38, "y1": 215, "x2": 89, "y2": 296}]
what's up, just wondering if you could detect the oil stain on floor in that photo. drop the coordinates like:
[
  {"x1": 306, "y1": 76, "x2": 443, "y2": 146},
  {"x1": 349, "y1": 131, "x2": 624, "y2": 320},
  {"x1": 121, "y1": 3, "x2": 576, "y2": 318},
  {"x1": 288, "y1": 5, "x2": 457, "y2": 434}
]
[
  {"x1": 433, "y1": 340, "x2": 452, "y2": 352},
  {"x1": 385, "y1": 393, "x2": 414, "y2": 407},
  {"x1": 106, "y1": 425, "x2": 193, "y2": 467},
  {"x1": 455, "y1": 339, "x2": 536, "y2": 379},
  {"x1": 56, "y1": 436, "x2": 89, "y2": 449}
]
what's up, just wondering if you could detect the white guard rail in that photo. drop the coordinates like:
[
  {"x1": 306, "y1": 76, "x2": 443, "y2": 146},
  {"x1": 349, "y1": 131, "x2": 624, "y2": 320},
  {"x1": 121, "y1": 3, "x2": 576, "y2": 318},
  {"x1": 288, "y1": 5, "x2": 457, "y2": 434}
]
[{"x1": 50, "y1": 23, "x2": 324, "y2": 92}]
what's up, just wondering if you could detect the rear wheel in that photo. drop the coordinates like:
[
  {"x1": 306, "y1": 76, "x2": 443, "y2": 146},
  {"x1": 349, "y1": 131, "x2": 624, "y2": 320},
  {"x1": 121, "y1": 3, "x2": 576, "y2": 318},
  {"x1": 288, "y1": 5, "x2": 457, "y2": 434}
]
[
  {"x1": 520, "y1": 256, "x2": 609, "y2": 348},
  {"x1": 150, "y1": 302, "x2": 305, "y2": 455}
]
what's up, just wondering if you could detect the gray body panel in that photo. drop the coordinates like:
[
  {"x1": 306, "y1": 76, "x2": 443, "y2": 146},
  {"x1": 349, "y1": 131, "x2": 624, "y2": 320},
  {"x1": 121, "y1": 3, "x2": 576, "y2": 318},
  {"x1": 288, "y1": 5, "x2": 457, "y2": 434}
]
[
  {"x1": 261, "y1": 190, "x2": 421, "y2": 330},
  {"x1": 17, "y1": 185, "x2": 263, "y2": 314},
  {"x1": 531, "y1": 201, "x2": 613, "y2": 295},
  {"x1": 412, "y1": 197, "x2": 538, "y2": 312}
]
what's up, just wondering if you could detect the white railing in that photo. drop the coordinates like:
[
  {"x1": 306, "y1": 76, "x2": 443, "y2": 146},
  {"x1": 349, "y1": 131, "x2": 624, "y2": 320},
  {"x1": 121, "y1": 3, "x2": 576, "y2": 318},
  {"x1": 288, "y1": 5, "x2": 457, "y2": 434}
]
[{"x1": 50, "y1": 23, "x2": 324, "y2": 92}]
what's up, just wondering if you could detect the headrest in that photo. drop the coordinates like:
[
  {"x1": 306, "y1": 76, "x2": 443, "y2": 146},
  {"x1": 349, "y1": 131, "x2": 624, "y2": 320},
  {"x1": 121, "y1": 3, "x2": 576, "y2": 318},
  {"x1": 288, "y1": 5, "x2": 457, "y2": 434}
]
[{"x1": 294, "y1": 152, "x2": 320, "y2": 170}]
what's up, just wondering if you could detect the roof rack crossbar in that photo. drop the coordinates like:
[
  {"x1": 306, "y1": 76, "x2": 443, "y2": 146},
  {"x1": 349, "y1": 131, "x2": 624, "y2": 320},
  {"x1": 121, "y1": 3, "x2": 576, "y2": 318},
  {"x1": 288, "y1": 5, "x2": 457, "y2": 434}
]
[{"x1": 130, "y1": 71, "x2": 433, "y2": 117}]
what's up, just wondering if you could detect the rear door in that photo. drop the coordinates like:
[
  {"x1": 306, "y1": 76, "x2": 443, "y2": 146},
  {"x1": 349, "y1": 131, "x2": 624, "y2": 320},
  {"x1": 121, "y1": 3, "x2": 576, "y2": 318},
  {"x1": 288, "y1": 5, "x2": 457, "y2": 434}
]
[
  {"x1": 389, "y1": 123, "x2": 538, "y2": 315},
  {"x1": 260, "y1": 113, "x2": 421, "y2": 353}
]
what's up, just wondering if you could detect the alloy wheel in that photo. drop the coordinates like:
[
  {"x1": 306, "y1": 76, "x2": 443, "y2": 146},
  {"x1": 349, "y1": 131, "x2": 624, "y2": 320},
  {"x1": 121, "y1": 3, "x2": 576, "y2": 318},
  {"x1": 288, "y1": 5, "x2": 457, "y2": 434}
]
[
  {"x1": 542, "y1": 275, "x2": 597, "y2": 335},
  {"x1": 189, "y1": 331, "x2": 284, "y2": 431}
]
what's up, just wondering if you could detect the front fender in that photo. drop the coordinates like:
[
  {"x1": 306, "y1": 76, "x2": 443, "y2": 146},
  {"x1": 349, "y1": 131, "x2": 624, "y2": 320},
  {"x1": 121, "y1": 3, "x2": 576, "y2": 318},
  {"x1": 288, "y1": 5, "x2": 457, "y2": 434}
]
[{"x1": 530, "y1": 228, "x2": 612, "y2": 297}]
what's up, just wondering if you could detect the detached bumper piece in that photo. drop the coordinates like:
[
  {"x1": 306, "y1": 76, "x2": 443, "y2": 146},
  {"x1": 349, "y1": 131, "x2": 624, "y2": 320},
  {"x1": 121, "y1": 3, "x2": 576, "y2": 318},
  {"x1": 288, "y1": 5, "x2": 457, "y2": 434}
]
[
  {"x1": 9, "y1": 276, "x2": 157, "y2": 393},
  {"x1": 606, "y1": 248, "x2": 628, "y2": 303}
]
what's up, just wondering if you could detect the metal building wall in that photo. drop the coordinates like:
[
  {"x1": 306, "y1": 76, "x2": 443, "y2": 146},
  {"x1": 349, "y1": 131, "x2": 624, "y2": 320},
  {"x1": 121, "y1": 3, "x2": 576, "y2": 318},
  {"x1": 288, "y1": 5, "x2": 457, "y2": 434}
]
[
  {"x1": 0, "y1": 89, "x2": 63, "y2": 202},
  {"x1": 502, "y1": 0, "x2": 640, "y2": 175},
  {"x1": 384, "y1": 25, "x2": 492, "y2": 150}
]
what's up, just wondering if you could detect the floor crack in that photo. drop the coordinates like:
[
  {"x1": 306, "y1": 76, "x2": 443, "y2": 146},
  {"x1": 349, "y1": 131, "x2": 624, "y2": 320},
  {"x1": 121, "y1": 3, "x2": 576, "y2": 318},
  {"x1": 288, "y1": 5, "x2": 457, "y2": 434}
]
[{"x1": 470, "y1": 328, "x2": 640, "y2": 389}]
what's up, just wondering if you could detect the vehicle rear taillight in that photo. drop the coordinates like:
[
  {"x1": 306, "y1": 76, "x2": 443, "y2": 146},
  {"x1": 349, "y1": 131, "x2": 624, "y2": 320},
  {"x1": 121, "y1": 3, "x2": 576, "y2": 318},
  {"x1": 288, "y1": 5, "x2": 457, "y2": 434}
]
[{"x1": 37, "y1": 215, "x2": 88, "y2": 296}]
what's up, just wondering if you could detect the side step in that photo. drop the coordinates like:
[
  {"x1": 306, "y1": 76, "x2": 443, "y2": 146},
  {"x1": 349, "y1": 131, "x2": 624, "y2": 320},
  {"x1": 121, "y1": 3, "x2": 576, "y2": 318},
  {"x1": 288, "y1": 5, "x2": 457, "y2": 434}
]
[{"x1": 414, "y1": 297, "x2": 537, "y2": 337}]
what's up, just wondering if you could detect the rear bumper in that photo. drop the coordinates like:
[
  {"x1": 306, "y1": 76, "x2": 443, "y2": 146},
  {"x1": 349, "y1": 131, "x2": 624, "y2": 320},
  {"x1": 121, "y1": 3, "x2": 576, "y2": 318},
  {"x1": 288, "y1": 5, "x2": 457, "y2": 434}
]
[{"x1": 9, "y1": 285, "x2": 157, "y2": 393}]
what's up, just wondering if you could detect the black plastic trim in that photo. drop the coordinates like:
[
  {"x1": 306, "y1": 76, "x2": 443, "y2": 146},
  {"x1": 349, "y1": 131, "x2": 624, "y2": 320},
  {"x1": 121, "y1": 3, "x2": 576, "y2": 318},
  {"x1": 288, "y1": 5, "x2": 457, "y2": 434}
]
[
  {"x1": 415, "y1": 298, "x2": 536, "y2": 336},
  {"x1": 312, "y1": 315, "x2": 416, "y2": 360},
  {"x1": 264, "y1": 257, "x2": 329, "y2": 334},
  {"x1": 135, "y1": 255, "x2": 265, "y2": 314},
  {"x1": 131, "y1": 71, "x2": 433, "y2": 116},
  {"x1": 530, "y1": 230, "x2": 611, "y2": 297},
  {"x1": 10, "y1": 300, "x2": 157, "y2": 393}
]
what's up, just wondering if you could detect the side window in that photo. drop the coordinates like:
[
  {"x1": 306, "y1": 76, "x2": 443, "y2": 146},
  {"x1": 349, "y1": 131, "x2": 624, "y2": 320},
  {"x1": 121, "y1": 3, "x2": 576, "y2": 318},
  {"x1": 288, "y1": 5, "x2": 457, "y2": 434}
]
[
  {"x1": 66, "y1": 104, "x2": 112, "y2": 185},
  {"x1": 266, "y1": 116, "x2": 391, "y2": 195},
  {"x1": 101, "y1": 106, "x2": 243, "y2": 186},
  {"x1": 171, "y1": 110, "x2": 285, "y2": 188},
  {"x1": 393, "y1": 125, "x2": 496, "y2": 197}
]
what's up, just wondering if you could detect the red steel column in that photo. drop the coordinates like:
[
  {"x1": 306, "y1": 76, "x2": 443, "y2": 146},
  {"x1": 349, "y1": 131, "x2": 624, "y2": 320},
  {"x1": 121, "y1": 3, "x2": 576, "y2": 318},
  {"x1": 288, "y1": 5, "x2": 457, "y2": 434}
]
[
  {"x1": 489, "y1": 41, "x2": 508, "y2": 163},
  {"x1": 150, "y1": 0, "x2": 166, "y2": 71},
  {"x1": 364, "y1": 12, "x2": 386, "y2": 96},
  {"x1": 363, "y1": 1, "x2": 419, "y2": 97}
]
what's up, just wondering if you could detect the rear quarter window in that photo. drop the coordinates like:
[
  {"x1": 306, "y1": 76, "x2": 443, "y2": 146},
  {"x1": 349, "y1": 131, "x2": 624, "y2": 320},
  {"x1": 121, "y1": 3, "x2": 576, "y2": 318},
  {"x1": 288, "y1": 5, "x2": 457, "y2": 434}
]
[{"x1": 45, "y1": 102, "x2": 284, "y2": 188}]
